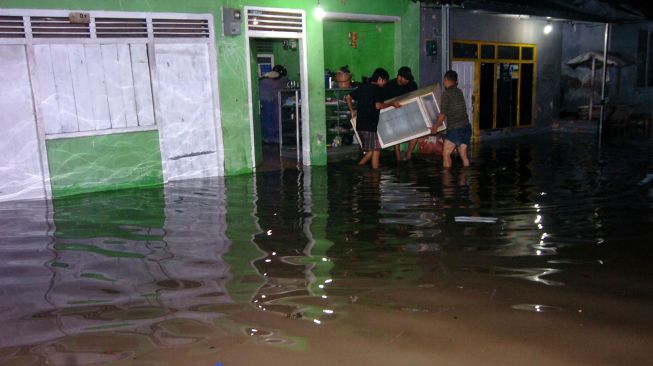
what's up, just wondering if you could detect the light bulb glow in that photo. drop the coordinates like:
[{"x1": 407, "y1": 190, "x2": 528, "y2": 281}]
[
  {"x1": 543, "y1": 24, "x2": 553, "y2": 34},
  {"x1": 315, "y1": 5, "x2": 326, "y2": 19}
]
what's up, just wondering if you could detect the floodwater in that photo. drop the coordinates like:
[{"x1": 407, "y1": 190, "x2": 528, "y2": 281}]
[{"x1": 1, "y1": 132, "x2": 653, "y2": 366}]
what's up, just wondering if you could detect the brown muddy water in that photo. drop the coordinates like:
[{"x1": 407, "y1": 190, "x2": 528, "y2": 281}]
[{"x1": 1, "y1": 133, "x2": 653, "y2": 366}]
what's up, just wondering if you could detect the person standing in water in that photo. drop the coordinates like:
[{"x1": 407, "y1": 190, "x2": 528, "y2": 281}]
[
  {"x1": 345, "y1": 68, "x2": 401, "y2": 169},
  {"x1": 259, "y1": 65, "x2": 289, "y2": 144},
  {"x1": 385, "y1": 66, "x2": 419, "y2": 161},
  {"x1": 431, "y1": 70, "x2": 471, "y2": 168}
]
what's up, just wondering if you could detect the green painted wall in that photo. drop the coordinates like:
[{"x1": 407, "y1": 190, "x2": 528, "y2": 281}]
[
  {"x1": 46, "y1": 131, "x2": 163, "y2": 197},
  {"x1": 272, "y1": 39, "x2": 300, "y2": 82},
  {"x1": 323, "y1": 21, "x2": 395, "y2": 82},
  {"x1": 3, "y1": 0, "x2": 419, "y2": 181}
]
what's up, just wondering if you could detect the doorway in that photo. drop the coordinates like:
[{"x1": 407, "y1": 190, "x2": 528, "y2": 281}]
[
  {"x1": 245, "y1": 7, "x2": 309, "y2": 170},
  {"x1": 249, "y1": 37, "x2": 302, "y2": 169}
]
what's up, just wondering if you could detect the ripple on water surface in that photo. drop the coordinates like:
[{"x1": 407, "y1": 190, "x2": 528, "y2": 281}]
[{"x1": 1, "y1": 133, "x2": 653, "y2": 364}]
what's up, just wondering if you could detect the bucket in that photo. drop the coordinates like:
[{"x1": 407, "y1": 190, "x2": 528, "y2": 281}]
[{"x1": 335, "y1": 71, "x2": 352, "y2": 88}]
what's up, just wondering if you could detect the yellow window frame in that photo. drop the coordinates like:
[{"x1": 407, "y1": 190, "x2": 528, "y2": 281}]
[{"x1": 451, "y1": 40, "x2": 537, "y2": 139}]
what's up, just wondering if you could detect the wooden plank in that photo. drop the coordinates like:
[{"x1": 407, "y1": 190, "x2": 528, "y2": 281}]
[
  {"x1": 129, "y1": 43, "x2": 155, "y2": 126},
  {"x1": 101, "y1": 44, "x2": 126, "y2": 128},
  {"x1": 33, "y1": 44, "x2": 62, "y2": 135},
  {"x1": 0, "y1": 45, "x2": 44, "y2": 201},
  {"x1": 117, "y1": 44, "x2": 138, "y2": 127},
  {"x1": 67, "y1": 44, "x2": 95, "y2": 132},
  {"x1": 50, "y1": 44, "x2": 79, "y2": 133},
  {"x1": 83, "y1": 44, "x2": 111, "y2": 130}
]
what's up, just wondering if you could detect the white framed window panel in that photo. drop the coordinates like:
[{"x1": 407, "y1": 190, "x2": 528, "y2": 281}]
[
  {"x1": 378, "y1": 99, "x2": 433, "y2": 149},
  {"x1": 0, "y1": 9, "x2": 225, "y2": 193},
  {"x1": 377, "y1": 86, "x2": 445, "y2": 149}
]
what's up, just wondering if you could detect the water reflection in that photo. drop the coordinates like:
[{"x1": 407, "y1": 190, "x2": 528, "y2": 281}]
[
  {"x1": 1, "y1": 133, "x2": 653, "y2": 364},
  {"x1": 247, "y1": 168, "x2": 334, "y2": 323}
]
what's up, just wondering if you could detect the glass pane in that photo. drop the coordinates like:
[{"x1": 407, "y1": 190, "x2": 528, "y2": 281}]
[
  {"x1": 452, "y1": 42, "x2": 478, "y2": 59},
  {"x1": 496, "y1": 63, "x2": 519, "y2": 128},
  {"x1": 479, "y1": 63, "x2": 495, "y2": 130},
  {"x1": 498, "y1": 45, "x2": 519, "y2": 60},
  {"x1": 481, "y1": 45, "x2": 495, "y2": 59},
  {"x1": 420, "y1": 94, "x2": 440, "y2": 124},
  {"x1": 519, "y1": 64, "x2": 534, "y2": 126},
  {"x1": 378, "y1": 100, "x2": 430, "y2": 147},
  {"x1": 521, "y1": 47, "x2": 534, "y2": 60}
]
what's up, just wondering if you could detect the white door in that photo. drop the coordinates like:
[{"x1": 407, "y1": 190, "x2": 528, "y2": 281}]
[
  {"x1": 155, "y1": 43, "x2": 220, "y2": 181},
  {"x1": 0, "y1": 45, "x2": 46, "y2": 201},
  {"x1": 452, "y1": 61, "x2": 475, "y2": 126}
]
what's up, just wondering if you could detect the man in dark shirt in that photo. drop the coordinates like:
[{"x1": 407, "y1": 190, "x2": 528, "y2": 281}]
[
  {"x1": 345, "y1": 68, "x2": 401, "y2": 169},
  {"x1": 431, "y1": 70, "x2": 471, "y2": 168},
  {"x1": 385, "y1": 67, "x2": 419, "y2": 161}
]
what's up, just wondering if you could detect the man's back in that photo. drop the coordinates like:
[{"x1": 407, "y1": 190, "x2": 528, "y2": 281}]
[
  {"x1": 350, "y1": 83, "x2": 384, "y2": 132},
  {"x1": 441, "y1": 86, "x2": 469, "y2": 130}
]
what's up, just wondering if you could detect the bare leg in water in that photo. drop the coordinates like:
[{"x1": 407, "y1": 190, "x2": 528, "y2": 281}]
[
  {"x1": 442, "y1": 140, "x2": 456, "y2": 168},
  {"x1": 371, "y1": 151, "x2": 380, "y2": 169},
  {"x1": 359, "y1": 151, "x2": 373, "y2": 166},
  {"x1": 458, "y1": 143, "x2": 470, "y2": 167},
  {"x1": 405, "y1": 139, "x2": 419, "y2": 160},
  {"x1": 359, "y1": 150, "x2": 381, "y2": 169}
]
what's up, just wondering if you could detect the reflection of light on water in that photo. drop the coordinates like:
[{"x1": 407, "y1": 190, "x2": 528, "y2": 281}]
[
  {"x1": 511, "y1": 304, "x2": 566, "y2": 313},
  {"x1": 466, "y1": 266, "x2": 565, "y2": 286}
]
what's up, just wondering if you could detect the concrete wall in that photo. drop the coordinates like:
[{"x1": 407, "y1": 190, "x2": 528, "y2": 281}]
[{"x1": 420, "y1": 8, "x2": 563, "y2": 129}]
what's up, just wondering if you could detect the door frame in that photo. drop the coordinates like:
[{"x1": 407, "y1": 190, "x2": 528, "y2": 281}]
[
  {"x1": 451, "y1": 40, "x2": 537, "y2": 139},
  {"x1": 244, "y1": 6, "x2": 310, "y2": 168}
]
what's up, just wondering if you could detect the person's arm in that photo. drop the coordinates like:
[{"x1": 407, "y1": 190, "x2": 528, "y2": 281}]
[
  {"x1": 345, "y1": 94, "x2": 357, "y2": 118},
  {"x1": 376, "y1": 100, "x2": 401, "y2": 110},
  {"x1": 431, "y1": 89, "x2": 448, "y2": 133},
  {"x1": 431, "y1": 113, "x2": 446, "y2": 133}
]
